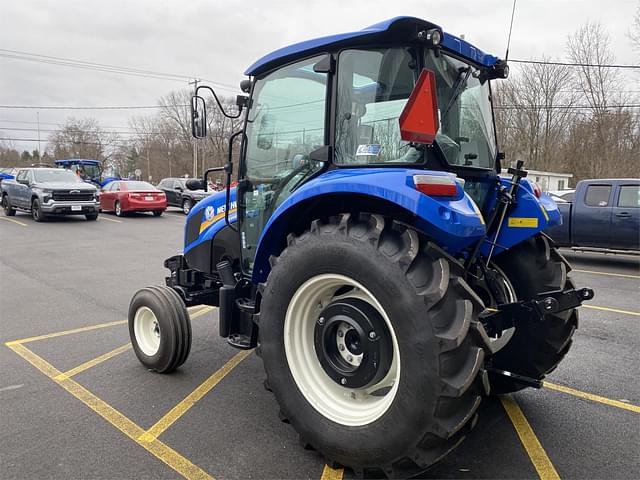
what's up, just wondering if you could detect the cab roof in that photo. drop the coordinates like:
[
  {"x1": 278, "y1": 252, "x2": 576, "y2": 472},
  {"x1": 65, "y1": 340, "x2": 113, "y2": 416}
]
[
  {"x1": 55, "y1": 159, "x2": 101, "y2": 166},
  {"x1": 245, "y1": 16, "x2": 499, "y2": 77}
]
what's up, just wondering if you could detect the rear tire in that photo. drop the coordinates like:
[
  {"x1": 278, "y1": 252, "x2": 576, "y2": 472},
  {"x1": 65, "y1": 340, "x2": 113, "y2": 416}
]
[
  {"x1": 128, "y1": 286, "x2": 192, "y2": 373},
  {"x1": 259, "y1": 214, "x2": 491, "y2": 478},
  {"x1": 182, "y1": 198, "x2": 192, "y2": 215},
  {"x1": 31, "y1": 199, "x2": 46, "y2": 222},
  {"x1": 2, "y1": 195, "x2": 15, "y2": 216},
  {"x1": 489, "y1": 234, "x2": 578, "y2": 394},
  {"x1": 153, "y1": 210, "x2": 163, "y2": 217}
]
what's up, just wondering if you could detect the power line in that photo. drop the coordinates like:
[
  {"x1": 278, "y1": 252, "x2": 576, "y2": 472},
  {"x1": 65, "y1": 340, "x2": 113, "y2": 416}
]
[
  {"x1": 0, "y1": 48, "x2": 240, "y2": 92},
  {"x1": 0, "y1": 104, "x2": 186, "y2": 110},
  {"x1": 495, "y1": 104, "x2": 640, "y2": 109},
  {"x1": 509, "y1": 59, "x2": 640, "y2": 69}
]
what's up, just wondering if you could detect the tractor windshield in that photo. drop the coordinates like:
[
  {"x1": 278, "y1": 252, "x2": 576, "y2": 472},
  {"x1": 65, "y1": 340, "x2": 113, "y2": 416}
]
[{"x1": 334, "y1": 47, "x2": 496, "y2": 169}]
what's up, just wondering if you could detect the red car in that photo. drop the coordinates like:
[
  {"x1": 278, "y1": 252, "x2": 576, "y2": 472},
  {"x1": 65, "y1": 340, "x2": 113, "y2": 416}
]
[{"x1": 100, "y1": 180, "x2": 167, "y2": 217}]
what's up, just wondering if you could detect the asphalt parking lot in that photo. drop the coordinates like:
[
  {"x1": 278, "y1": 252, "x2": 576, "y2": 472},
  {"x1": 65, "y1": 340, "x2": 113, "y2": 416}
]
[{"x1": 1, "y1": 208, "x2": 639, "y2": 480}]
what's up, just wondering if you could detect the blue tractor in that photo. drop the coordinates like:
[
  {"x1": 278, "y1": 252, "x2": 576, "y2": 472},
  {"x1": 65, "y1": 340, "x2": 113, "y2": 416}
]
[
  {"x1": 128, "y1": 17, "x2": 593, "y2": 476},
  {"x1": 54, "y1": 159, "x2": 120, "y2": 188}
]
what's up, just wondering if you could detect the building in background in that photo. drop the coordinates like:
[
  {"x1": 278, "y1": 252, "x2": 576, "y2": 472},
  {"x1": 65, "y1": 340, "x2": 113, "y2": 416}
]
[{"x1": 501, "y1": 169, "x2": 573, "y2": 191}]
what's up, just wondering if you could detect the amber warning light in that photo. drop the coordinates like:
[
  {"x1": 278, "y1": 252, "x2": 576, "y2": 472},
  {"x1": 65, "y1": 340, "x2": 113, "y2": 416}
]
[{"x1": 399, "y1": 69, "x2": 439, "y2": 144}]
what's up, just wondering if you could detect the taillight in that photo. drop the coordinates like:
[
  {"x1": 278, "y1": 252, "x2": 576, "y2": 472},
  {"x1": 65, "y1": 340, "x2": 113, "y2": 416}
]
[
  {"x1": 532, "y1": 183, "x2": 542, "y2": 198},
  {"x1": 129, "y1": 193, "x2": 141, "y2": 198},
  {"x1": 413, "y1": 174, "x2": 458, "y2": 197}
]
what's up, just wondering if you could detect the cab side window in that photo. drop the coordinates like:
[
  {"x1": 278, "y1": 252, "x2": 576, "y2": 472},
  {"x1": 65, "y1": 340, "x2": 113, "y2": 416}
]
[
  {"x1": 584, "y1": 185, "x2": 611, "y2": 207},
  {"x1": 618, "y1": 185, "x2": 640, "y2": 208}
]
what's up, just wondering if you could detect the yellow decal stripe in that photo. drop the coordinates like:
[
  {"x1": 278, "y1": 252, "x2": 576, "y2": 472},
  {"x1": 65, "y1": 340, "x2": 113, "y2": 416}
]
[
  {"x1": 539, "y1": 203, "x2": 550, "y2": 221},
  {"x1": 199, "y1": 208, "x2": 237, "y2": 234},
  {"x1": 508, "y1": 217, "x2": 539, "y2": 228}
]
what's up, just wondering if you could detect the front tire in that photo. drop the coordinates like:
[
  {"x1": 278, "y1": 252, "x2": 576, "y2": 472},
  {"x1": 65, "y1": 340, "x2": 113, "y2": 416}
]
[
  {"x1": 128, "y1": 286, "x2": 192, "y2": 373},
  {"x1": 31, "y1": 199, "x2": 46, "y2": 222},
  {"x1": 115, "y1": 201, "x2": 124, "y2": 217},
  {"x1": 489, "y1": 235, "x2": 578, "y2": 394},
  {"x1": 153, "y1": 210, "x2": 163, "y2": 217},
  {"x1": 182, "y1": 198, "x2": 192, "y2": 215},
  {"x1": 85, "y1": 213, "x2": 98, "y2": 221},
  {"x1": 259, "y1": 214, "x2": 491, "y2": 478}
]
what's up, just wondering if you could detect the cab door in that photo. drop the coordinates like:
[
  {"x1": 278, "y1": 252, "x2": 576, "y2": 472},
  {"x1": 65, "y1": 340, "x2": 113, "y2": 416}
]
[
  {"x1": 611, "y1": 183, "x2": 640, "y2": 250},
  {"x1": 237, "y1": 55, "x2": 329, "y2": 274}
]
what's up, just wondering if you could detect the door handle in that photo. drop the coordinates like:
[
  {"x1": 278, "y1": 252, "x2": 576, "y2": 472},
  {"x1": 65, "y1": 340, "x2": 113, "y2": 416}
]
[{"x1": 615, "y1": 212, "x2": 632, "y2": 218}]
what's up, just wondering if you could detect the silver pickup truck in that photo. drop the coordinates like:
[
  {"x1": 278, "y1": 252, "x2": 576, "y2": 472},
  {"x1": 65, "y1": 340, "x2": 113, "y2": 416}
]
[{"x1": 1, "y1": 167, "x2": 100, "y2": 222}]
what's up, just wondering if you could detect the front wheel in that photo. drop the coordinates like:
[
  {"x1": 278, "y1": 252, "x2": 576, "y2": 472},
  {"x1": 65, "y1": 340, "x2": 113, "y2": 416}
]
[
  {"x1": 115, "y1": 201, "x2": 124, "y2": 217},
  {"x1": 259, "y1": 214, "x2": 491, "y2": 478},
  {"x1": 128, "y1": 286, "x2": 192, "y2": 373},
  {"x1": 489, "y1": 235, "x2": 578, "y2": 394},
  {"x1": 182, "y1": 198, "x2": 192, "y2": 215},
  {"x1": 31, "y1": 199, "x2": 46, "y2": 222}
]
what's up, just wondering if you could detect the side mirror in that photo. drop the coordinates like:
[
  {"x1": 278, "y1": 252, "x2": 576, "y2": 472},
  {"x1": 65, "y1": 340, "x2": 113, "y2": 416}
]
[
  {"x1": 191, "y1": 95, "x2": 207, "y2": 138},
  {"x1": 399, "y1": 69, "x2": 439, "y2": 144},
  {"x1": 185, "y1": 179, "x2": 205, "y2": 191}
]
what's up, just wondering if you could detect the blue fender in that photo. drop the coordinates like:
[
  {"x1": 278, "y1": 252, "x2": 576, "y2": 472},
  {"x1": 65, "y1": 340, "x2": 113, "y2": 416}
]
[
  {"x1": 251, "y1": 168, "x2": 486, "y2": 283},
  {"x1": 184, "y1": 188, "x2": 238, "y2": 254},
  {"x1": 482, "y1": 178, "x2": 562, "y2": 257}
]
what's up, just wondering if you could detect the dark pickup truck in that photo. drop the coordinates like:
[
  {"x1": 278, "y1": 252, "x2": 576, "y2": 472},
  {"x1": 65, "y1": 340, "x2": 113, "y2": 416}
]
[{"x1": 545, "y1": 178, "x2": 639, "y2": 252}]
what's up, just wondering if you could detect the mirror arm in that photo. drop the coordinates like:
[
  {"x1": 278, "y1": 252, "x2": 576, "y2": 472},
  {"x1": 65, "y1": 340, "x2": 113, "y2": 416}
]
[{"x1": 196, "y1": 85, "x2": 244, "y2": 119}]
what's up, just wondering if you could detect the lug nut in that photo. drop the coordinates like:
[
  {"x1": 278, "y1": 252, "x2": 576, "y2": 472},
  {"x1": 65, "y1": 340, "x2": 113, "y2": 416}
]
[
  {"x1": 318, "y1": 317, "x2": 325, "y2": 325},
  {"x1": 339, "y1": 344, "x2": 345, "y2": 351},
  {"x1": 347, "y1": 355, "x2": 353, "y2": 362},
  {"x1": 340, "y1": 378, "x2": 347, "y2": 385},
  {"x1": 337, "y1": 330, "x2": 344, "y2": 338},
  {"x1": 369, "y1": 331, "x2": 376, "y2": 339}
]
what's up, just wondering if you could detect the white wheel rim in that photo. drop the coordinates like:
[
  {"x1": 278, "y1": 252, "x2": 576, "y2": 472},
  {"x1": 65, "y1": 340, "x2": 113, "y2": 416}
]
[
  {"x1": 284, "y1": 274, "x2": 400, "y2": 426},
  {"x1": 116, "y1": 203, "x2": 121, "y2": 215},
  {"x1": 134, "y1": 306, "x2": 161, "y2": 356},
  {"x1": 487, "y1": 264, "x2": 517, "y2": 352}
]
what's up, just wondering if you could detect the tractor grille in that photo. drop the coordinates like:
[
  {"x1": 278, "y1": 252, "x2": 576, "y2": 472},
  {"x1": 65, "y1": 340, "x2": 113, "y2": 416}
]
[{"x1": 52, "y1": 191, "x2": 94, "y2": 202}]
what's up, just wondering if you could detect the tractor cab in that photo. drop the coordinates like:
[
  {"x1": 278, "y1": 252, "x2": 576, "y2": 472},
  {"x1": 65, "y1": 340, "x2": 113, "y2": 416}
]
[{"x1": 192, "y1": 16, "x2": 509, "y2": 273}]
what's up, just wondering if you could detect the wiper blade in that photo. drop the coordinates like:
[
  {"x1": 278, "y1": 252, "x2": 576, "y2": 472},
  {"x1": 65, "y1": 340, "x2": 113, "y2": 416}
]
[{"x1": 441, "y1": 67, "x2": 472, "y2": 122}]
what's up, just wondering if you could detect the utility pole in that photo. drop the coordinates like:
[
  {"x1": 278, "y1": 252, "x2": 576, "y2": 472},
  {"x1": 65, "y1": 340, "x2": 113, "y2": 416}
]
[
  {"x1": 188, "y1": 78, "x2": 200, "y2": 178},
  {"x1": 36, "y1": 111, "x2": 41, "y2": 158}
]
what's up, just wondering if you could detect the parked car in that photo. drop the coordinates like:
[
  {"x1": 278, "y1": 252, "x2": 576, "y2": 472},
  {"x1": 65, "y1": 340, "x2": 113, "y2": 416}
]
[
  {"x1": 547, "y1": 189, "x2": 575, "y2": 203},
  {"x1": 1, "y1": 167, "x2": 99, "y2": 222},
  {"x1": 545, "y1": 179, "x2": 639, "y2": 251},
  {"x1": 100, "y1": 180, "x2": 166, "y2": 217},
  {"x1": 157, "y1": 177, "x2": 213, "y2": 214}
]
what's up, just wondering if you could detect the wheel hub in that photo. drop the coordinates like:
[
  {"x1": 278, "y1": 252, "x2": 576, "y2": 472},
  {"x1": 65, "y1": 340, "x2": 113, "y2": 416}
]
[{"x1": 314, "y1": 298, "x2": 392, "y2": 389}]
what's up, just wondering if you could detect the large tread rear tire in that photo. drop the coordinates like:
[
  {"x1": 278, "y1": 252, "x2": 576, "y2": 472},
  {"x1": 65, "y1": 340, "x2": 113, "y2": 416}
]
[
  {"x1": 259, "y1": 213, "x2": 491, "y2": 478},
  {"x1": 490, "y1": 234, "x2": 578, "y2": 394},
  {"x1": 128, "y1": 285, "x2": 192, "y2": 373}
]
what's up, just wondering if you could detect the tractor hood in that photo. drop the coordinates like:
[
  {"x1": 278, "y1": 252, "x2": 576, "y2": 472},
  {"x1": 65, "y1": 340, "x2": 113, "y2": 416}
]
[{"x1": 245, "y1": 16, "x2": 499, "y2": 77}]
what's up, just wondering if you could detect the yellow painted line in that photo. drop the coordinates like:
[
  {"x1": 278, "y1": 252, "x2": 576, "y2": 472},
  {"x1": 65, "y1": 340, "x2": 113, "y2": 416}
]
[
  {"x1": 544, "y1": 382, "x2": 640, "y2": 414},
  {"x1": 320, "y1": 464, "x2": 344, "y2": 480},
  {"x1": 140, "y1": 349, "x2": 253, "y2": 442},
  {"x1": 55, "y1": 343, "x2": 132, "y2": 380},
  {"x1": 97, "y1": 216, "x2": 122, "y2": 223},
  {"x1": 573, "y1": 269, "x2": 640, "y2": 280},
  {"x1": 501, "y1": 396, "x2": 560, "y2": 480},
  {"x1": 583, "y1": 304, "x2": 640, "y2": 317},
  {"x1": 0, "y1": 215, "x2": 28, "y2": 227},
  {"x1": 6, "y1": 319, "x2": 128, "y2": 345},
  {"x1": 6, "y1": 342, "x2": 213, "y2": 480},
  {"x1": 5, "y1": 305, "x2": 213, "y2": 346}
]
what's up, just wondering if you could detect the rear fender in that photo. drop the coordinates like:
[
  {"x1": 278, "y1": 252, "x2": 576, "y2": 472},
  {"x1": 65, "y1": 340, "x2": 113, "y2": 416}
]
[
  {"x1": 251, "y1": 168, "x2": 486, "y2": 283},
  {"x1": 484, "y1": 178, "x2": 562, "y2": 257}
]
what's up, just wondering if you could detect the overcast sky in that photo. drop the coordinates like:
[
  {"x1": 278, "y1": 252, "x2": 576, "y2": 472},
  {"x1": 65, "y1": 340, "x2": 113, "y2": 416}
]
[{"x1": 1, "y1": 0, "x2": 638, "y2": 153}]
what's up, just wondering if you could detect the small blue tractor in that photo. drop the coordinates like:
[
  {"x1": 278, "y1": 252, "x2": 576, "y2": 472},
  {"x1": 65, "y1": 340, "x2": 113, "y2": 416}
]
[
  {"x1": 129, "y1": 17, "x2": 594, "y2": 477},
  {"x1": 55, "y1": 159, "x2": 120, "y2": 188}
]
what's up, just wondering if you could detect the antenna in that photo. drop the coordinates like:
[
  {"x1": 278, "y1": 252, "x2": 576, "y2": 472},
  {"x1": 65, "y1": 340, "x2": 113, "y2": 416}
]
[{"x1": 505, "y1": 0, "x2": 517, "y2": 61}]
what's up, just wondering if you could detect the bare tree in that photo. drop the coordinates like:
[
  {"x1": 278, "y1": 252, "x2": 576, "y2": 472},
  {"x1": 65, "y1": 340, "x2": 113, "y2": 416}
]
[{"x1": 46, "y1": 118, "x2": 121, "y2": 162}]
